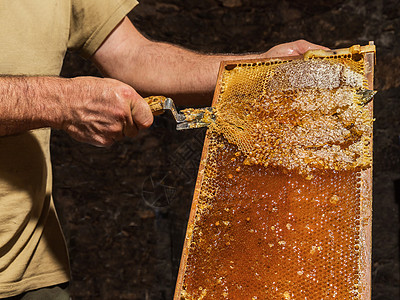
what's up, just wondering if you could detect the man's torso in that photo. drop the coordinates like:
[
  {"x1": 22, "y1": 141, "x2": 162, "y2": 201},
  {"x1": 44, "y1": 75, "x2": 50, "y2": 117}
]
[{"x1": 0, "y1": 1, "x2": 71, "y2": 296}]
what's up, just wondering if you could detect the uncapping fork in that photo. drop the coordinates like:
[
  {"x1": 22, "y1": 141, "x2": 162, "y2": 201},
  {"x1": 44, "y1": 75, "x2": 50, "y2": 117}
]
[{"x1": 144, "y1": 96, "x2": 215, "y2": 130}]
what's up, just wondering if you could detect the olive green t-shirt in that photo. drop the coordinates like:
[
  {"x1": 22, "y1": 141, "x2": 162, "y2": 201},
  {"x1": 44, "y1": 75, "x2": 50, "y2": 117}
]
[{"x1": 0, "y1": 0, "x2": 137, "y2": 297}]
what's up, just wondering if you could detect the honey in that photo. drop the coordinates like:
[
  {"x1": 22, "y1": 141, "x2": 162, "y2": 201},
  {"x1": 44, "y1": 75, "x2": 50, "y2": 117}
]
[
  {"x1": 175, "y1": 44, "x2": 375, "y2": 300},
  {"x1": 181, "y1": 138, "x2": 361, "y2": 299}
]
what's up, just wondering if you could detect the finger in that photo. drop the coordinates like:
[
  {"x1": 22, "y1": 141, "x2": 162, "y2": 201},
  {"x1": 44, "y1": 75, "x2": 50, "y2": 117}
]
[
  {"x1": 265, "y1": 40, "x2": 330, "y2": 58},
  {"x1": 66, "y1": 124, "x2": 113, "y2": 147},
  {"x1": 294, "y1": 40, "x2": 330, "y2": 54},
  {"x1": 264, "y1": 42, "x2": 299, "y2": 58},
  {"x1": 130, "y1": 97, "x2": 154, "y2": 131},
  {"x1": 123, "y1": 118, "x2": 138, "y2": 138}
]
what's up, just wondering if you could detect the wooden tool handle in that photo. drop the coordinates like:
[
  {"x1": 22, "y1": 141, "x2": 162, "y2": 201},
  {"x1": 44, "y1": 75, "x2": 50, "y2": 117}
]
[{"x1": 144, "y1": 96, "x2": 167, "y2": 116}]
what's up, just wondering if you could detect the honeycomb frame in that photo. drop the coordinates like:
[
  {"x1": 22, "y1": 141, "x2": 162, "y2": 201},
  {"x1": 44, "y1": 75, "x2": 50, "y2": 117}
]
[{"x1": 174, "y1": 43, "x2": 375, "y2": 300}]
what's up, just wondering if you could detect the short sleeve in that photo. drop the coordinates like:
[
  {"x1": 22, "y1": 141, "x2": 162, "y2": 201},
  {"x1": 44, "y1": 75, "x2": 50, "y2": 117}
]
[{"x1": 68, "y1": 0, "x2": 138, "y2": 58}]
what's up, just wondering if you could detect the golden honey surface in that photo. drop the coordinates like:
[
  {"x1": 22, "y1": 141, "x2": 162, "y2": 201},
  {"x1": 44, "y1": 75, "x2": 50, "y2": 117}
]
[{"x1": 181, "y1": 138, "x2": 361, "y2": 299}]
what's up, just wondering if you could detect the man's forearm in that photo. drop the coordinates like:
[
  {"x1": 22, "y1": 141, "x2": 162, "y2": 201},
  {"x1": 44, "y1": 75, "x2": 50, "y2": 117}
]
[
  {"x1": 92, "y1": 18, "x2": 266, "y2": 106},
  {"x1": 0, "y1": 76, "x2": 66, "y2": 136},
  {"x1": 0, "y1": 76, "x2": 153, "y2": 146},
  {"x1": 118, "y1": 41, "x2": 221, "y2": 105},
  {"x1": 110, "y1": 42, "x2": 230, "y2": 106},
  {"x1": 92, "y1": 18, "x2": 328, "y2": 107}
]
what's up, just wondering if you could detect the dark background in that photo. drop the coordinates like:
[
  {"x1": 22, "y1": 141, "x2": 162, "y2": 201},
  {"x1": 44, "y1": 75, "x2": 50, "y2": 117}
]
[{"x1": 53, "y1": 0, "x2": 400, "y2": 299}]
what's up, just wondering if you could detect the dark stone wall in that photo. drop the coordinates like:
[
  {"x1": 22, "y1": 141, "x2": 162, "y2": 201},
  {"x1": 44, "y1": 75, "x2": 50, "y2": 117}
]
[{"x1": 54, "y1": 0, "x2": 400, "y2": 299}]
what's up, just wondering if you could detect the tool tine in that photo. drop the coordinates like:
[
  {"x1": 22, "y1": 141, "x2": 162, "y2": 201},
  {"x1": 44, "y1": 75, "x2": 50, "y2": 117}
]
[
  {"x1": 357, "y1": 89, "x2": 377, "y2": 106},
  {"x1": 145, "y1": 96, "x2": 215, "y2": 130},
  {"x1": 176, "y1": 107, "x2": 215, "y2": 130}
]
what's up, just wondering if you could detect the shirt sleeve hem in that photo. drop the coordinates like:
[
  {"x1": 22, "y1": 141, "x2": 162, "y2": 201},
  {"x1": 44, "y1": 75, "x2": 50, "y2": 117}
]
[{"x1": 81, "y1": 0, "x2": 139, "y2": 59}]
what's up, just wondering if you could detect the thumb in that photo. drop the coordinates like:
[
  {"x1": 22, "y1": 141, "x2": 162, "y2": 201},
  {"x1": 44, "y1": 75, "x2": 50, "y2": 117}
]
[
  {"x1": 129, "y1": 96, "x2": 154, "y2": 132},
  {"x1": 293, "y1": 40, "x2": 330, "y2": 55},
  {"x1": 265, "y1": 40, "x2": 330, "y2": 58}
]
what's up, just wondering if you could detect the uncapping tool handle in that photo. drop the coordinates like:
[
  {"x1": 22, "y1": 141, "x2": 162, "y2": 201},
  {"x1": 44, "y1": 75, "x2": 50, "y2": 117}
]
[{"x1": 144, "y1": 96, "x2": 170, "y2": 116}]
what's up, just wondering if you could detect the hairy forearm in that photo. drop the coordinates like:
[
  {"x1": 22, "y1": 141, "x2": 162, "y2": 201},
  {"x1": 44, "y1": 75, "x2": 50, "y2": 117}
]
[
  {"x1": 93, "y1": 18, "x2": 329, "y2": 107},
  {"x1": 114, "y1": 42, "x2": 228, "y2": 106},
  {"x1": 93, "y1": 18, "x2": 265, "y2": 106},
  {"x1": 96, "y1": 42, "x2": 217, "y2": 105},
  {"x1": 124, "y1": 43, "x2": 267, "y2": 105},
  {"x1": 125, "y1": 42, "x2": 220, "y2": 102},
  {"x1": 0, "y1": 76, "x2": 66, "y2": 136},
  {"x1": 0, "y1": 75, "x2": 152, "y2": 146}
]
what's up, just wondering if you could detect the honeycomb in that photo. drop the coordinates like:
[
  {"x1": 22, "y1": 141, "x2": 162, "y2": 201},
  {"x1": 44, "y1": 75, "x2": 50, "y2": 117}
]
[
  {"x1": 212, "y1": 54, "x2": 373, "y2": 175},
  {"x1": 175, "y1": 44, "x2": 375, "y2": 300}
]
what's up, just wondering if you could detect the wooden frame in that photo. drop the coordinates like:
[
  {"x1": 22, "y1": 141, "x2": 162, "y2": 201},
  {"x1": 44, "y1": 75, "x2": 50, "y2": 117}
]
[{"x1": 174, "y1": 43, "x2": 375, "y2": 299}]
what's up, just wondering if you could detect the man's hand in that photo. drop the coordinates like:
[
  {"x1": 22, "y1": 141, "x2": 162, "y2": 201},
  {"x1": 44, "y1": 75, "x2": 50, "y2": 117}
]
[
  {"x1": 263, "y1": 39, "x2": 330, "y2": 58},
  {"x1": 61, "y1": 77, "x2": 153, "y2": 147}
]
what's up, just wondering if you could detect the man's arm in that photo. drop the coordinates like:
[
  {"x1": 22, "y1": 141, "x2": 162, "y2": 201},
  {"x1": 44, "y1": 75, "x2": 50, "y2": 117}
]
[
  {"x1": 0, "y1": 76, "x2": 153, "y2": 146},
  {"x1": 0, "y1": 17, "x2": 326, "y2": 146},
  {"x1": 92, "y1": 17, "x2": 328, "y2": 106}
]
